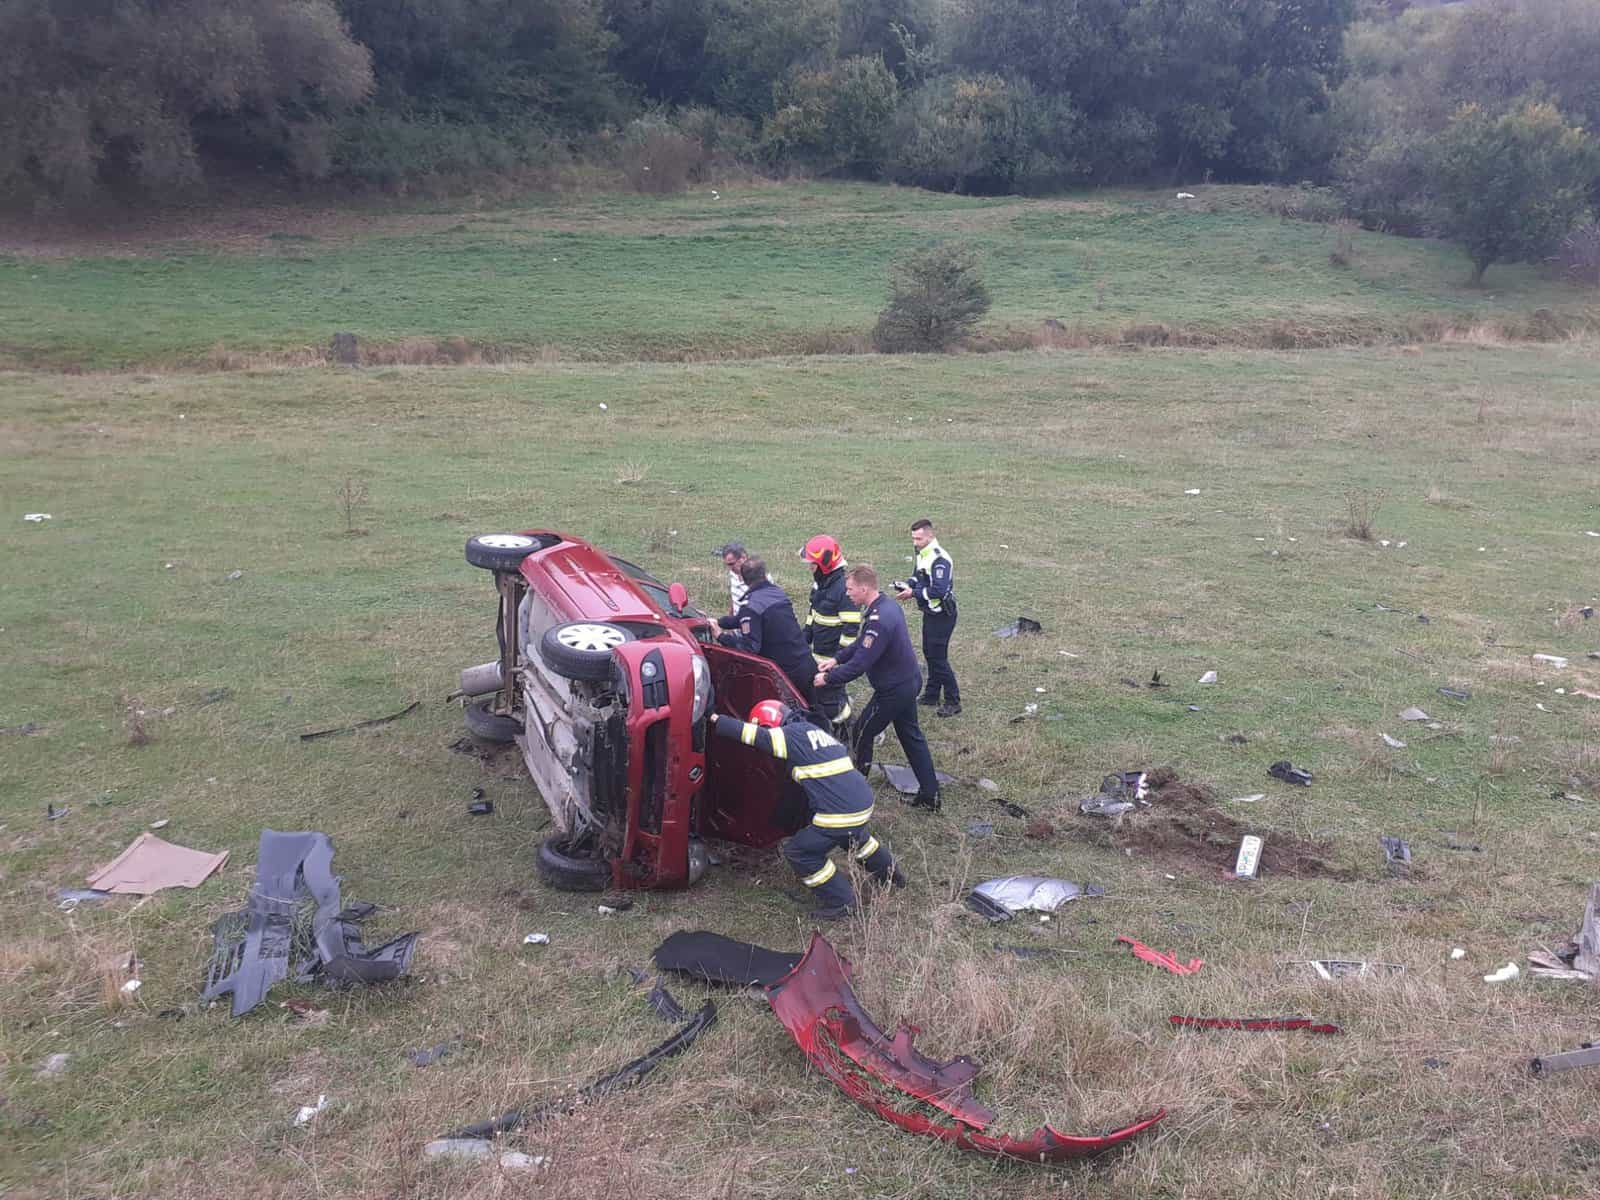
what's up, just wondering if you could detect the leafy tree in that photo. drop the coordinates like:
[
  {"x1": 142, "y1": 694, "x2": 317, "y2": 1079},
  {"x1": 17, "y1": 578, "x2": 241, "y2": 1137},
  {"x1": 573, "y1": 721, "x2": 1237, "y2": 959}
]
[
  {"x1": 704, "y1": 0, "x2": 840, "y2": 119},
  {"x1": 838, "y1": 0, "x2": 934, "y2": 79},
  {"x1": 602, "y1": 0, "x2": 716, "y2": 106},
  {"x1": 1431, "y1": 101, "x2": 1599, "y2": 284},
  {"x1": 873, "y1": 243, "x2": 992, "y2": 351},
  {"x1": 762, "y1": 56, "x2": 898, "y2": 174},
  {"x1": 0, "y1": 0, "x2": 371, "y2": 205},
  {"x1": 888, "y1": 74, "x2": 1080, "y2": 194}
]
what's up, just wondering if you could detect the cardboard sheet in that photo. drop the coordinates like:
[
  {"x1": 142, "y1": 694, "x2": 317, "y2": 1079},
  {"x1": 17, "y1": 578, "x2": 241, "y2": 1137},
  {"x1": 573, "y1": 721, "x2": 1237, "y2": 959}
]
[{"x1": 87, "y1": 832, "x2": 229, "y2": 895}]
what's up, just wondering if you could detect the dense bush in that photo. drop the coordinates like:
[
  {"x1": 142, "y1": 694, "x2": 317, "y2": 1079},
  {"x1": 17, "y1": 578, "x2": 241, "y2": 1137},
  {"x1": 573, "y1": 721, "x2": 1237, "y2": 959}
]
[
  {"x1": 761, "y1": 56, "x2": 898, "y2": 175},
  {"x1": 887, "y1": 75, "x2": 1081, "y2": 195},
  {"x1": 873, "y1": 243, "x2": 992, "y2": 351}
]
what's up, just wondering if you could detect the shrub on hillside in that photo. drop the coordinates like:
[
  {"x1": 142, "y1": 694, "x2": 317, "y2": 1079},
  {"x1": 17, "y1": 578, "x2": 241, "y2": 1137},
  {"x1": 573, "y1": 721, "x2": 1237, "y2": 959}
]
[
  {"x1": 872, "y1": 243, "x2": 992, "y2": 352},
  {"x1": 761, "y1": 56, "x2": 899, "y2": 176},
  {"x1": 1557, "y1": 220, "x2": 1600, "y2": 288},
  {"x1": 620, "y1": 114, "x2": 708, "y2": 193},
  {"x1": 886, "y1": 75, "x2": 1081, "y2": 195}
]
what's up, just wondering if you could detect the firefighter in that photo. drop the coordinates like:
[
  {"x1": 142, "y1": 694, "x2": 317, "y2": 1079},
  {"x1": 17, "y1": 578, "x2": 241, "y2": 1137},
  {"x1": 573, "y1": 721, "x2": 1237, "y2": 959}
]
[
  {"x1": 800, "y1": 534, "x2": 862, "y2": 736},
  {"x1": 715, "y1": 558, "x2": 819, "y2": 715},
  {"x1": 710, "y1": 699, "x2": 904, "y2": 918}
]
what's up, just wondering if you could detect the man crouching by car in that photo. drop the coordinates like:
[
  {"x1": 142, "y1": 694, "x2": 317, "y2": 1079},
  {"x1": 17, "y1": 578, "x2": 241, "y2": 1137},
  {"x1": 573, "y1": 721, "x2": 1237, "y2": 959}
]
[{"x1": 710, "y1": 700, "x2": 905, "y2": 919}]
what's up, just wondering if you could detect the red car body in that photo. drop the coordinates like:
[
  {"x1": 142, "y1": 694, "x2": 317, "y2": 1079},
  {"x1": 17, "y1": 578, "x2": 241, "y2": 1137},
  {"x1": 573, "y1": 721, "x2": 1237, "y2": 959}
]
[{"x1": 460, "y1": 529, "x2": 810, "y2": 890}]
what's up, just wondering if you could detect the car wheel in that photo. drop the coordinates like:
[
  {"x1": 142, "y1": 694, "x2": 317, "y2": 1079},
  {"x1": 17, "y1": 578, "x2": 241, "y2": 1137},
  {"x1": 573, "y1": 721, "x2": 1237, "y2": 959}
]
[
  {"x1": 464, "y1": 698, "x2": 520, "y2": 743},
  {"x1": 536, "y1": 835, "x2": 613, "y2": 892},
  {"x1": 466, "y1": 533, "x2": 545, "y2": 572},
  {"x1": 539, "y1": 621, "x2": 634, "y2": 681}
]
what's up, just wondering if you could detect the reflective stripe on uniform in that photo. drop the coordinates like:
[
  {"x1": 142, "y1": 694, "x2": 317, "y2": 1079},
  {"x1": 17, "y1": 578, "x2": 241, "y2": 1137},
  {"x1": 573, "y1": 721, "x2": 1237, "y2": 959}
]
[
  {"x1": 839, "y1": 634, "x2": 857, "y2": 647},
  {"x1": 793, "y1": 758, "x2": 857, "y2": 781},
  {"x1": 802, "y1": 860, "x2": 837, "y2": 888},
  {"x1": 814, "y1": 806, "x2": 873, "y2": 828},
  {"x1": 836, "y1": 702, "x2": 852, "y2": 722},
  {"x1": 840, "y1": 612, "x2": 863, "y2": 623},
  {"x1": 853, "y1": 835, "x2": 880, "y2": 860},
  {"x1": 767, "y1": 727, "x2": 788, "y2": 759},
  {"x1": 809, "y1": 612, "x2": 843, "y2": 626},
  {"x1": 740, "y1": 722, "x2": 758, "y2": 746}
]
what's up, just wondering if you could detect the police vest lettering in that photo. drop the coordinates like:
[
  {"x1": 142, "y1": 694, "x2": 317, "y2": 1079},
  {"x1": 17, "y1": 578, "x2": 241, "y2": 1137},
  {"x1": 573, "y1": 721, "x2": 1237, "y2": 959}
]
[{"x1": 806, "y1": 728, "x2": 840, "y2": 751}]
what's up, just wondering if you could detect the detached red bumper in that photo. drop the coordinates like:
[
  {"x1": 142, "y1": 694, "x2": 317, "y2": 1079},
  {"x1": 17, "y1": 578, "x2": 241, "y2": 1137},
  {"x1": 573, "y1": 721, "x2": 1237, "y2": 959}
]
[{"x1": 765, "y1": 933, "x2": 1166, "y2": 1164}]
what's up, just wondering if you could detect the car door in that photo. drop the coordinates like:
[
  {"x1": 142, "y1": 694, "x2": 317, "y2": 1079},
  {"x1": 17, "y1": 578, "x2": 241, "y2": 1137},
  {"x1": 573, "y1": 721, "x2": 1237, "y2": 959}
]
[{"x1": 700, "y1": 643, "x2": 812, "y2": 848}]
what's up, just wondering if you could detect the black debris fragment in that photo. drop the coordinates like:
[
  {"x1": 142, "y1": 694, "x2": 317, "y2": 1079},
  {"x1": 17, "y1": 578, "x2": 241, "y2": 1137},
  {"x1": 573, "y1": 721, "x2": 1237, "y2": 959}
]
[
  {"x1": 1148, "y1": 670, "x2": 1167, "y2": 688},
  {"x1": 1268, "y1": 761, "x2": 1313, "y2": 787},
  {"x1": 992, "y1": 799, "x2": 1030, "y2": 819},
  {"x1": 966, "y1": 892, "x2": 1014, "y2": 923},
  {"x1": 467, "y1": 788, "x2": 493, "y2": 816},
  {"x1": 994, "y1": 617, "x2": 1043, "y2": 639},
  {"x1": 2, "y1": 722, "x2": 41, "y2": 736},
  {"x1": 443, "y1": 1000, "x2": 717, "y2": 1140},
  {"x1": 46, "y1": 804, "x2": 69, "y2": 821},
  {"x1": 1437, "y1": 687, "x2": 1471, "y2": 702},
  {"x1": 651, "y1": 931, "x2": 802, "y2": 988},
  {"x1": 299, "y1": 701, "x2": 420, "y2": 742},
  {"x1": 409, "y1": 1039, "x2": 464, "y2": 1068},
  {"x1": 645, "y1": 979, "x2": 690, "y2": 1022}
]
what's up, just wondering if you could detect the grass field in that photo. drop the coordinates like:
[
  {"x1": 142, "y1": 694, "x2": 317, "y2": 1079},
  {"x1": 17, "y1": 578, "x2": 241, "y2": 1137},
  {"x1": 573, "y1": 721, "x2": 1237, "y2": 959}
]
[
  {"x1": 3, "y1": 182, "x2": 1598, "y2": 369},
  {"x1": 4, "y1": 328, "x2": 1600, "y2": 1197}
]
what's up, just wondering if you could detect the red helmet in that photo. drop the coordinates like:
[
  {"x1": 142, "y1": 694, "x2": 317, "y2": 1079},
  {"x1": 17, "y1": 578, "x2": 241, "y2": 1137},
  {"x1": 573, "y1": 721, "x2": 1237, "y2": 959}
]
[
  {"x1": 803, "y1": 534, "x2": 842, "y2": 574},
  {"x1": 748, "y1": 699, "x2": 792, "y2": 727}
]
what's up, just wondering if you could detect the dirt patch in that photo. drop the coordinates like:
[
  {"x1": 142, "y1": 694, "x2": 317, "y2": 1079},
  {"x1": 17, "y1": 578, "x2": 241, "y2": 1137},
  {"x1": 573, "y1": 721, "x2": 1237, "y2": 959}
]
[{"x1": 1110, "y1": 768, "x2": 1351, "y2": 880}]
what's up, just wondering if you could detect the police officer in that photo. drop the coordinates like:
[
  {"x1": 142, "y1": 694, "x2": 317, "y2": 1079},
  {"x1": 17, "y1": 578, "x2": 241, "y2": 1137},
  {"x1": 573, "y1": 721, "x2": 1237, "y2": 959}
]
[
  {"x1": 710, "y1": 699, "x2": 904, "y2": 919},
  {"x1": 800, "y1": 534, "x2": 862, "y2": 736},
  {"x1": 716, "y1": 558, "x2": 819, "y2": 714},
  {"x1": 814, "y1": 563, "x2": 941, "y2": 809},
  {"x1": 899, "y1": 518, "x2": 960, "y2": 717}
]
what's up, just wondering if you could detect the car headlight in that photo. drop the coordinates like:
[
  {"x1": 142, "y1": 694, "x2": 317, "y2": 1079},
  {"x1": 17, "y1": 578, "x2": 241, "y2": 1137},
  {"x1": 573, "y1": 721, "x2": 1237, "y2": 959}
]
[{"x1": 690, "y1": 655, "x2": 712, "y2": 722}]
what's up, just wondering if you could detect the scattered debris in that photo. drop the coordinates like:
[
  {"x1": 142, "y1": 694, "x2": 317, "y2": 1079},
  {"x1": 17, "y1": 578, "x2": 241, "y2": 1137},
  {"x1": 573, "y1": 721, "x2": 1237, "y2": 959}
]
[
  {"x1": 1198, "y1": 670, "x2": 1218, "y2": 685},
  {"x1": 1380, "y1": 836, "x2": 1412, "y2": 875},
  {"x1": 645, "y1": 979, "x2": 691, "y2": 1023},
  {"x1": 1451, "y1": 948, "x2": 1466, "y2": 960},
  {"x1": 467, "y1": 787, "x2": 493, "y2": 817},
  {"x1": 56, "y1": 888, "x2": 114, "y2": 909},
  {"x1": 35, "y1": 1053, "x2": 71, "y2": 1079},
  {"x1": 1443, "y1": 834, "x2": 1482, "y2": 853},
  {"x1": 23, "y1": 511, "x2": 53, "y2": 522},
  {"x1": 300, "y1": 701, "x2": 420, "y2": 742},
  {"x1": 202, "y1": 830, "x2": 419, "y2": 1017},
  {"x1": 279, "y1": 998, "x2": 330, "y2": 1025},
  {"x1": 1115, "y1": 936, "x2": 1203, "y2": 976},
  {"x1": 652, "y1": 931, "x2": 803, "y2": 987},
  {"x1": 876, "y1": 764, "x2": 956, "y2": 795},
  {"x1": 87, "y1": 832, "x2": 228, "y2": 895},
  {"x1": 227, "y1": 569, "x2": 244, "y2": 581},
  {"x1": 197, "y1": 687, "x2": 233, "y2": 707},
  {"x1": 1225, "y1": 733, "x2": 1248, "y2": 745},
  {"x1": 443, "y1": 998, "x2": 716, "y2": 1140},
  {"x1": 524, "y1": 933, "x2": 550, "y2": 945},
  {"x1": 409, "y1": 1039, "x2": 463, "y2": 1068},
  {"x1": 1531, "y1": 1044, "x2": 1600, "y2": 1076},
  {"x1": 1231, "y1": 794, "x2": 1266, "y2": 804},
  {"x1": 1176, "y1": 192, "x2": 1196, "y2": 200},
  {"x1": 994, "y1": 617, "x2": 1043, "y2": 639},
  {"x1": 1483, "y1": 962, "x2": 1519, "y2": 984},
  {"x1": 1267, "y1": 761, "x2": 1313, "y2": 786},
  {"x1": 977, "y1": 778, "x2": 1000, "y2": 793},
  {"x1": 46, "y1": 804, "x2": 69, "y2": 821},
  {"x1": 1184, "y1": 488, "x2": 1201, "y2": 495},
  {"x1": 1287, "y1": 960, "x2": 1405, "y2": 981},
  {"x1": 1382, "y1": 733, "x2": 1407, "y2": 749},
  {"x1": 424, "y1": 1137, "x2": 494, "y2": 1161},
  {"x1": 1398, "y1": 707, "x2": 1430, "y2": 722},
  {"x1": 966, "y1": 892, "x2": 1014, "y2": 922},
  {"x1": 1169, "y1": 1015, "x2": 1341, "y2": 1034},
  {"x1": 1081, "y1": 795, "x2": 1135, "y2": 817},
  {"x1": 120, "y1": 978, "x2": 142, "y2": 995},
  {"x1": 500, "y1": 1151, "x2": 548, "y2": 1170},
  {"x1": 965, "y1": 821, "x2": 995, "y2": 839},
  {"x1": 767, "y1": 933, "x2": 1165, "y2": 1162},
  {"x1": 2, "y1": 721, "x2": 40, "y2": 735},
  {"x1": 294, "y1": 1095, "x2": 329, "y2": 1126},
  {"x1": 970, "y1": 877, "x2": 1103, "y2": 919},
  {"x1": 1147, "y1": 670, "x2": 1167, "y2": 688},
  {"x1": 1233, "y1": 835, "x2": 1263, "y2": 880},
  {"x1": 1526, "y1": 950, "x2": 1590, "y2": 981},
  {"x1": 1532, "y1": 654, "x2": 1569, "y2": 669}
]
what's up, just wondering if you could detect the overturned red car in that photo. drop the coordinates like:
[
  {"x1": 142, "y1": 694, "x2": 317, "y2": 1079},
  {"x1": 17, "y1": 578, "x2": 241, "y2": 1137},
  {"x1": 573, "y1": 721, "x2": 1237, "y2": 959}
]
[{"x1": 456, "y1": 529, "x2": 810, "y2": 891}]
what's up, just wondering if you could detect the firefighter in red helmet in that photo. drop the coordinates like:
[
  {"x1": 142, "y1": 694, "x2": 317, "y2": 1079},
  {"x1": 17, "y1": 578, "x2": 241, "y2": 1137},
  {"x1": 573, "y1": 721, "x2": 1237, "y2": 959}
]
[
  {"x1": 709, "y1": 699, "x2": 903, "y2": 918},
  {"x1": 799, "y1": 535, "x2": 861, "y2": 738}
]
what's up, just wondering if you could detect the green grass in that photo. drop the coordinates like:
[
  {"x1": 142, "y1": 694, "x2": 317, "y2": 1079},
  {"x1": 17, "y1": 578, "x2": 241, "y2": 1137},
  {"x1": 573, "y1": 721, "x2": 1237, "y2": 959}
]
[
  {"x1": 2, "y1": 182, "x2": 1596, "y2": 368},
  {"x1": 4, "y1": 343, "x2": 1600, "y2": 1198}
]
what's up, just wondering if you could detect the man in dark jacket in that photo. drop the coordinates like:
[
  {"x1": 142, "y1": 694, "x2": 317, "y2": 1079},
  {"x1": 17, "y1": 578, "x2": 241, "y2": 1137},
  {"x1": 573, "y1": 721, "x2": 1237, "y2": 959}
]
[
  {"x1": 800, "y1": 534, "x2": 861, "y2": 736},
  {"x1": 716, "y1": 558, "x2": 818, "y2": 713},
  {"x1": 710, "y1": 699, "x2": 904, "y2": 918},
  {"x1": 813, "y1": 563, "x2": 941, "y2": 810}
]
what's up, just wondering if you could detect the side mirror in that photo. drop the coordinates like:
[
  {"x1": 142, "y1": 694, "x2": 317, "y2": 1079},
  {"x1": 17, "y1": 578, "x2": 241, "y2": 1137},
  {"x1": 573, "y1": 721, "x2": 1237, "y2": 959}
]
[{"x1": 668, "y1": 582, "x2": 689, "y2": 614}]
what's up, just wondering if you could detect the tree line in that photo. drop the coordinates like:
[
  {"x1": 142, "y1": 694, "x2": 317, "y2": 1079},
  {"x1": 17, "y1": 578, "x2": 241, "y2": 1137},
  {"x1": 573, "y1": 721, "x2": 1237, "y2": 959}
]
[{"x1": 3, "y1": 0, "x2": 1598, "y2": 280}]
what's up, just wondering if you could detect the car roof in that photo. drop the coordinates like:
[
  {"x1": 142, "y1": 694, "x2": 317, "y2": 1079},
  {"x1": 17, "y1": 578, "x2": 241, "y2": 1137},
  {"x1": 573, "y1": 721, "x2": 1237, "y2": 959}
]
[{"x1": 519, "y1": 531, "x2": 664, "y2": 622}]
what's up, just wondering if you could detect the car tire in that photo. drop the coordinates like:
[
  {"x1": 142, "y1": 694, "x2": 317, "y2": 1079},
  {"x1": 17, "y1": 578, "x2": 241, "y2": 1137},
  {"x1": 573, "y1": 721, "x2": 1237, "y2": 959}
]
[
  {"x1": 537, "y1": 835, "x2": 613, "y2": 892},
  {"x1": 464, "y1": 699, "x2": 520, "y2": 743},
  {"x1": 466, "y1": 533, "x2": 545, "y2": 572},
  {"x1": 539, "y1": 621, "x2": 634, "y2": 681}
]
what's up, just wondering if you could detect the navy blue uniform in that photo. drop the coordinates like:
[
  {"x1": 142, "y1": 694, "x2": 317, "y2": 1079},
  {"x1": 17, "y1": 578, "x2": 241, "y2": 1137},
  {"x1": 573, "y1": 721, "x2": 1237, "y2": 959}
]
[
  {"x1": 710, "y1": 714, "x2": 898, "y2": 910},
  {"x1": 717, "y1": 580, "x2": 818, "y2": 712},
  {"x1": 804, "y1": 565, "x2": 862, "y2": 729},
  {"x1": 910, "y1": 539, "x2": 959, "y2": 708},
  {"x1": 823, "y1": 593, "x2": 941, "y2": 807}
]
